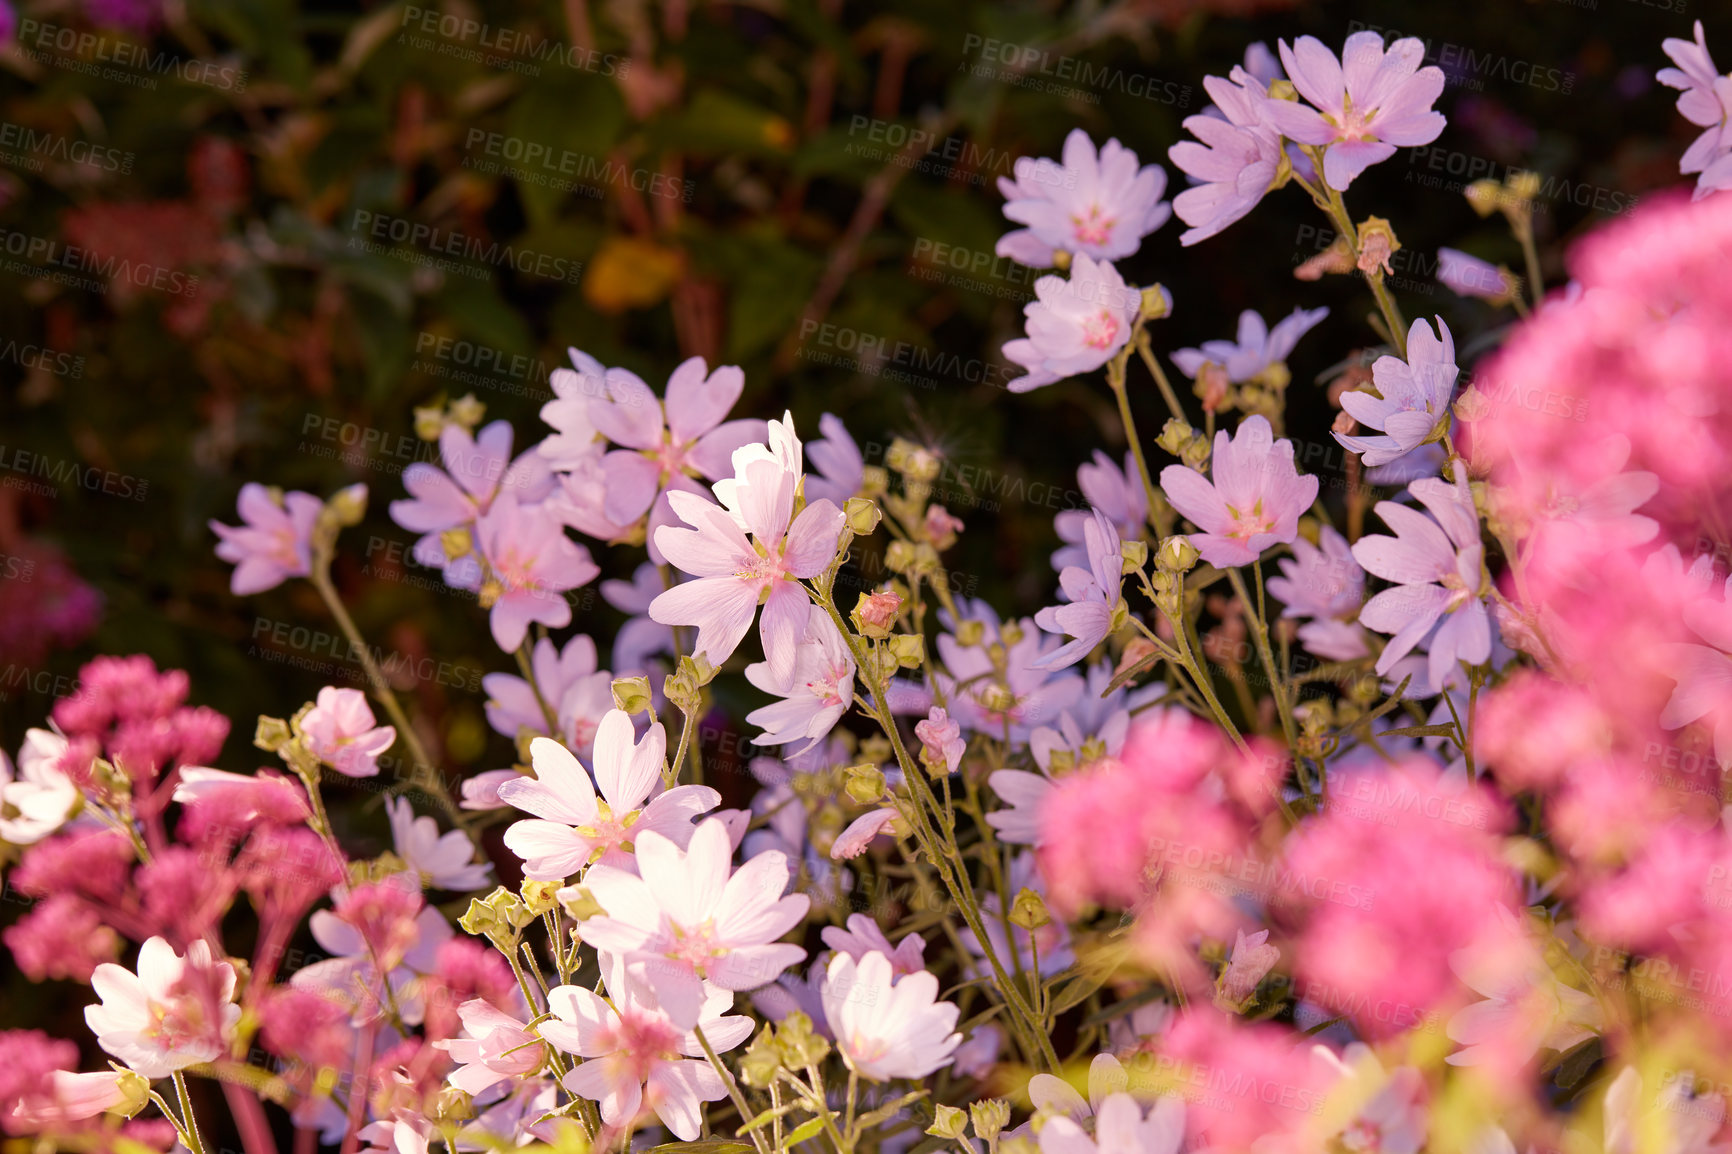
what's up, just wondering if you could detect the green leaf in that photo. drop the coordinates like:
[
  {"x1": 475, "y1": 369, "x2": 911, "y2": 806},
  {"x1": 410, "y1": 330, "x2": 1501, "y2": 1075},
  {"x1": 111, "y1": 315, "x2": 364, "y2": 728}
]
[
  {"x1": 856, "y1": 1090, "x2": 928, "y2": 1130},
  {"x1": 1375, "y1": 724, "x2": 1458, "y2": 739},
  {"x1": 782, "y1": 1118, "x2": 828, "y2": 1147},
  {"x1": 649, "y1": 1143, "x2": 754, "y2": 1154}
]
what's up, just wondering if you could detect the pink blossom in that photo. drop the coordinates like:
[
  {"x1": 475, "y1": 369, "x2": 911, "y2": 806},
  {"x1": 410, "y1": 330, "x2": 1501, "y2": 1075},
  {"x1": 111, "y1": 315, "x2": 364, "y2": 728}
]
[
  {"x1": 821, "y1": 914, "x2": 926, "y2": 977},
  {"x1": 996, "y1": 129, "x2": 1171, "y2": 266},
  {"x1": 1335, "y1": 317, "x2": 1460, "y2": 469},
  {"x1": 804, "y1": 412, "x2": 866, "y2": 509},
  {"x1": 172, "y1": 766, "x2": 311, "y2": 844},
  {"x1": 933, "y1": 604, "x2": 1084, "y2": 744},
  {"x1": 1444, "y1": 912, "x2": 1600, "y2": 1073},
  {"x1": 1002, "y1": 254, "x2": 1140, "y2": 392},
  {"x1": 459, "y1": 769, "x2": 519, "y2": 811},
  {"x1": 85, "y1": 936, "x2": 241, "y2": 1078},
  {"x1": 13, "y1": 828, "x2": 133, "y2": 904},
  {"x1": 0, "y1": 1030, "x2": 138, "y2": 1134},
  {"x1": 1218, "y1": 928, "x2": 1280, "y2": 1006},
  {"x1": 1264, "y1": 33, "x2": 1447, "y2": 190},
  {"x1": 1169, "y1": 67, "x2": 1287, "y2": 245},
  {"x1": 1657, "y1": 22, "x2": 1732, "y2": 200},
  {"x1": 387, "y1": 796, "x2": 492, "y2": 892},
  {"x1": 829, "y1": 808, "x2": 900, "y2": 860},
  {"x1": 1309, "y1": 1045, "x2": 1428, "y2": 1154},
  {"x1": 537, "y1": 348, "x2": 608, "y2": 469},
  {"x1": 209, "y1": 483, "x2": 324, "y2": 595},
  {"x1": 256, "y1": 988, "x2": 354, "y2": 1083},
  {"x1": 498, "y1": 715, "x2": 719, "y2": 878},
  {"x1": 302, "y1": 686, "x2": 396, "y2": 778},
  {"x1": 601, "y1": 562, "x2": 677, "y2": 678},
  {"x1": 1472, "y1": 671, "x2": 1610, "y2": 794},
  {"x1": 1035, "y1": 510, "x2": 1124, "y2": 671},
  {"x1": 1172, "y1": 307, "x2": 1329, "y2": 384},
  {"x1": 1038, "y1": 1093, "x2": 1185, "y2": 1154},
  {"x1": 650, "y1": 422, "x2": 845, "y2": 687},
  {"x1": 1159, "y1": 415, "x2": 1319, "y2": 569},
  {"x1": 1267, "y1": 525, "x2": 1368, "y2": 661},
  {"x1": 481, "y1": 633, "x2": 603, "y2": 747},
  {"x1": 745, "y1": 604, "x2": 857, "y2": 755},
  {"x1": 822, "y1": 951, "x2": 961, "y2": 1081},
  {"x1": 136, "y1": 845, "x2": 237, "y2": 945},
  {"x1": 915, "y1": 707, "x2": 965, "y2": 774},
  {"x1": 464, "y1": 494, "x2": 600, "y2": 652},
  {"x1": 3, "y1": 894, "x2": 122, "y2": 983},
  {"x1": 575, "y1": 817, "x2": 809, "y2": 1008},
  {"x1": 1437, "y1": 248, "x2": 1521, "y2": 303},
  {"x1": 1054, "y1": 452, "x2": 1147, "y2": 572},
  {"x1": 1157, "y1": 1009, "x2": 1329, "y2": 1151},
  {"x1": 544, "y1": 953, "x2": 750, "y2": 1142},
  {"x1": 389, "y1": 420, "x2": 554, "y2": 556},
  {"x1": 438, "y1": 1000, "x2": 545, "y2": 1097},
  {"x1": 1352, "y1": 471, "x2": 1493, "y2": 689}
]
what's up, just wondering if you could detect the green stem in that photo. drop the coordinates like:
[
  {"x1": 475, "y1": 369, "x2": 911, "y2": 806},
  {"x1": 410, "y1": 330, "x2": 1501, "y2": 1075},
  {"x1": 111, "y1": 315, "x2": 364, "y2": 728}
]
[
  {"x1": 1226, "y1": 567, "x2": 1298, "y2": 755},
  {"x1": 693, "y1": 1024, "x2": 771, "y2": 1154},
  {"x1": 173, "y1": 1072, "x2": 208, "y2": 1154},
  {"x1": 1106, "y1": 351, "x2": 1165, "y2": 536}
]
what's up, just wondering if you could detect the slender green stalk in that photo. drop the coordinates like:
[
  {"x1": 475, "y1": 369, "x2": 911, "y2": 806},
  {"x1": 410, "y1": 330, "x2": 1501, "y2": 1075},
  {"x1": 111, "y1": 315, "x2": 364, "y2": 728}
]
[
  {"x1": 1132, "y1": 330, "x2": 1188, "y2": 425},
  {"x1": 1226, "y1": 567, "x2": 1298, "y2": 754},
  {"x1": 693, "y1": 1024, "x2": 771, "y2": 1154},
  {"x1": 172, "y1": 1072, "x2": 208, "y2": 1154},
  {"x1": 1105, "y1": 351, "x2": 1164, "y2": 534}
]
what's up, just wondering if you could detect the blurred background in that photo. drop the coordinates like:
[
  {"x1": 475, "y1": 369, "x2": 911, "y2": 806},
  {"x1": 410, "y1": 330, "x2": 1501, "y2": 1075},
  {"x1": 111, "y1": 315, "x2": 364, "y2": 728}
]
[{"x1": 0, "y1": 0, "x2": 1694, "y2": 1033}]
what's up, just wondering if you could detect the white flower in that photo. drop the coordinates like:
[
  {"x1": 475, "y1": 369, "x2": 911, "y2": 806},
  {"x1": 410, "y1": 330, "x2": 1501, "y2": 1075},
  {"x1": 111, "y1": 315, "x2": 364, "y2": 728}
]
[
  {"x1": 745, "y1": 603, "x2": 856, "y2": 755},
  {"x1": 0, "y1": 729, "x2": 79, "y2": 845},
  {"x1": 1037, "y1": 1092, "x2": 1185, "y2": 1154},
  {"x1": 386, "y1": 797, "x2": 493, "y2": 892},
  {"x1": 85, "y1": 937, "x2": 241, "y2": 1078},
  {"x1": 1312, "y1": 1043, "x2": 1427, "y2": 1154},
  {"x1": 822, "y1": 951, "x2": 961, "y2": 1082}
]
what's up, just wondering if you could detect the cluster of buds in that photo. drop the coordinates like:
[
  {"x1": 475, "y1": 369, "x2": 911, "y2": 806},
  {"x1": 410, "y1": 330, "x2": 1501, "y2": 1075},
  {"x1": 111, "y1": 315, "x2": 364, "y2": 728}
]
[
  {"x1": 739, "y1": 1011, "x2": 832, "y2": 1087},
  {"x1": 413, "y1": 392, "x2": 487, "y2": 441},
  {"x1": 1156, "y1": 418, "x2": 1211, "y2": 470},
  {"x1": 458, "y1": 885, "x2": 538, "y2": 950}
]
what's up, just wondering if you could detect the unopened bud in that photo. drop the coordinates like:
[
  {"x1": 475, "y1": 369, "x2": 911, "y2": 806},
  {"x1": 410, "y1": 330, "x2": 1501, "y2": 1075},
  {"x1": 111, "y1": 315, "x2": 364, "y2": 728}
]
[
  {"x1": 1157, "y1": 535, "x2": 1200, "y2": 573},
  {"x1": 520, "y1": 878, "x2": 562, "y2": 916},
  {"x1": 477, "y1": 578, "x2": 503, "y2": 610},
  {"x1": 885, "y1": 540, "x2": 917, "y2": 574},
  {"x1": 844, "y1": 763, "x2": 886, "y2": 804},
  {"x1": 1009, "y1": 887, "x2": 1050, "y2": 930},
  {"x1": 956, "y1": 619, "x2": 986, "y2": 647},
  {"x1": 111, "y1": 1068, "x2": 151, "y2": 1119},
  {"x1": 852, "y1": 590, "x2": 901, "y2": 639},
  {"x1": 448, "y1": 393, "x2": 485, "y2": 429},
  {"x1": 414, "y1": 404, "x2": 446, "y2": 441},
  {"x1": 1453, "y1": 384, "x2": 1492, "y2": 424},
  {"x1": 611, "y1": 675, "x2": 653, "y2": 716},
  {"x1": 888, "y1": 633, "x2": 926, "y2": 669},
  {"x1": 433, "y1": 1086, "x2": 475, "y2": 1124},
  {"x1": 844, "y1": 496, "x2": 882, "y2": 535},
  {"x1": 327, "y1": 483, "x2": 369, "y2": 527},
  {"x1": 1157, "y1": 418, "x2": 1196, "y2": 457},
  {"x1": 1120, "y1": 539, "x2": 1148, "y2": 572},
  {"x1": 1464, "y1": 179, "x2": 1503, "y2": 218},
  {"x1": 557, "y1": 884, "x2": 604, "y2": 921},
  {"x1": 1139, "y1": 284, "x2": 1173, "y2": 322},
  {"x1": 254, "y1": 715, "x2": 292, "y2": 753},
  {"x1": 1355, "y1": 216, "x2": 1399, "y2": 278},
  {"x1": 929, "y1": 1105, "x2": 969, "y2": 1140},
  {"x1": 971, "y1": 1100, "x2": 1011, "y2": 1142},
  {"x1": 740, "y1": 1026, "x2": 783, "y2": 1088}
]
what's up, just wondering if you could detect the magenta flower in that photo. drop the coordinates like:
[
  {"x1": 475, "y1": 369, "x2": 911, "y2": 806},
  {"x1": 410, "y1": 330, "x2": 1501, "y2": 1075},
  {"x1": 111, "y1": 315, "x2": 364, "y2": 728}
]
[
  {"x1": 462, "y1": 494, "x2": 600, "y2": 652},
  {"x1": 1264, "y1": 33, "x2": 1447, "y2": 190},
  {"x1": 1159, "y1": 415, "x2": 1319, "y2": 569},
  {"x1": 390, "y1": 421, "x2": 554, "y2": 563},
  {"x1": 302, "y1": 686, "x2": 396, "y2": 778},
  {"x1": 1351, "y1": 471, "x2": 1492, "y2": 688},
  {"x1": 1171, "y1": 306, "x2": 1329, "y2": 384},
  {"x1": 650, "y1": 438, "x2": 845, "y2": 689},
  {"x1": 1169, "y1": 67, "x2": 1286, "y2": 245},
  {"x1": 1658, "y1": 22, "x2": 1732, "y2": 199},
  {"x1": 586, "y1": 357, "x2": 767, "y2": 563},
  {"x1": 498, "y1": 716, "x2": 720, "y2": 878},
  {"x1": 745, "y1": 604, "x2": 856, "y2": 755},
  {"x1": 997, "y1": 129, "x2": 1171, "y2": 267},
  {"x1": 210, "y1": 483, "x2": 323, "y2": 595},
  {"x1": 1003, "y1": 254, "x2": 1141, "y2": 393},
  {"x1": 1334, "y1": 316, "x2": 1459, "y2": 470},
  {"x1": 1266, "y1": 525, "x2": 1369, "y2": 661},
  {"x1": 1034, "y1": 510, "x2": 1124, "y2": 671},
  {"x1": 1436, "y1": 248, "x2": 1520, "y2": 303}
]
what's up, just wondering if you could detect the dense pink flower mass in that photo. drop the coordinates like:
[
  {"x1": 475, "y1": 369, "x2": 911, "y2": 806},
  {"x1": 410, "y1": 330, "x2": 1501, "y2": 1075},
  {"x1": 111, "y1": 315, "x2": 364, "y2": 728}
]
[
  {"x1": 996, "y1": 129, "x2": 1171, "y2": 266},
  {"x1": 1160, "y1": 415, "x2": 1318, "y2": 568}
]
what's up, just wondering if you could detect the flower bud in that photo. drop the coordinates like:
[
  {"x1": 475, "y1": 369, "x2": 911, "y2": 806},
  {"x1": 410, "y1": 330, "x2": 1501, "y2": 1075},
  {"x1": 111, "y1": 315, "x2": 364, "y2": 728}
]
[
  {"x1": 844, "y1": 496, "x2": 882, "y2": 535},
  {"x1": 254, "y1": 715, "x2": 292, "y2": 753},
  {"x1": 1355, "y1": 216, "x2": 1399, "y2": 277},
  {"x1": 1157, "y1": 418, "x2": 1196, "y2": 457},
  {"x1": 327, "y1": 483, "x2": 369, "y2": 527},
  {"x1": 1181, "y1": 437, "x2": 1211, "y2": 470},
  {"x1": 414, "y1": 404, "x2": 446, "y2": 441},
  {"x1": 432, "y1": 1086, "x2": 475, "y2": 1124},
  {"x1": 1139, "y1": 284, "x2": 1173, "y2": 322},
  {"x1": 971, "y1": 1100, "x2": 1011, "y2": 1142},
  {"x1": 448, "y1": 393, "x2": 486, "y2": 429},
  {"x1": 1052, "y1": 248, "x2": 1072, "y2": 273},
  {"x1": 861, "y1": 464, "x2": 890, "y2": 496},
  {"x1": 956, "y1": 620, "x2": 986, "y2": 647},
  {"x1": 440, "y1": 527, "x2": 473, "y2": 561},
  {"x1": 557, "y1": 885, "x2": 604, "y2": 921},
  {"x1": 1464, "y1": 178, "x2": 1503, "y2": 218},
  {"x1": 1157, "y1": 535, "x2": 1200, "y2": 573},
  {"x1": 844, "y1": 762, "x2": 886, "y2": 804},
  {"x1": 112, "y1": 1068, "x2": 152, "y2": 1119},
  {"x1": 520, "y1": 879, "x2": 562, "y2": 916},
  {"x1": 773, "y1": 1011, "x2": 832, "y2": 1068},
  {"x1": 739, "y1": 1026, "x2": 783, "y2": 1088},
  {"x1": 852, "y1": 590, "x2": 901, "y2": 639},
  {"x1": 1008, "y1": 887, "x2": 1051, "y2": 930},
  {"x1": 929, "y1": 1105, "x2": 969, "y2": 1140},
  {"x1": 1120, "y1": 539, "x2": 1148, "y2": 573},
  {"x1": 611, "y1": 675, "x2": 654, "y2": 716},
  {"x1": 885, "y1": 540, "x2": 917, "y2": 574},
  {"x1": 1453, "y1": 384, "x2": 1492, "y2": 424},
  {"x1": 477, "y1": 578, "x2": 503, "y2": 610},
  {"x1": 889, "y1": 633, "x2": 926, "y2": 669}
]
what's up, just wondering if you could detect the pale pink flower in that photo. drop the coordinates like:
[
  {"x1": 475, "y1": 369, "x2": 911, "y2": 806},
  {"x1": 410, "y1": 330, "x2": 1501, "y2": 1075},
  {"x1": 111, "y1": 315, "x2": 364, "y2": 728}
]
[
  {"x1": 1445, "y1": 914, "x2": 1600, "y2": 1072},
  {"x1": 85, "y1": 937, "x2": 241, "y2": 1078},
  {"x1": 575, "y1": 817, "x2": 810, "y2": 1008},
  {"x1": 822, "y1": 951, "x2": 961, "y2": 1081},
  {"x1": 1169, "y1": 66, "x2": 1287, "y2": 245},
  {"x1": 301, "y1": 686, "x2": 396, "y2": 778},
  {"x1": 390, "y1": 420, "x2": 554, "y2": 546},
  {"x1": 209, "y1": 483, "x2": 323, "y2": 595},
  {"x1": 481, "y1": 633, "x2": 602, "y2": 745},
  {"x1": 933, "y1": 603, "x2": 1085, "y2": 744},
  {"x1": 1218, "y1": 928, "x2": 1280, "y2": 1006},
  {"x1": 537, "y1": 348, "x2": 608, "y2": 469},
  {"x1": 1437, "y1": 248, "x2": 1521, "y2": 303},
  {"x1": 1264, "y1": 33, "x2": 1447, "y2": 190},
  {"x1": 1159, "y1": 415, "x2": 1319, "y2": 569},
  {"x1": 996, "y1": 129, "x2": 1171, "y2": 266},
  {"x1": 1311, "y1": 1044, "x2": 1428, "y2": 1154},
  {"x1": 821, "y1": 914, "x2": 926, "y2": 977},
  {"x1": 462, "y1": 494, "x2": 600, "y2": 652},
  {"x1": 951, "y1": 1024, "x2": 1001, "y2": 1080},
  {"x1": 1662, "y1": 580, "x2": 1732, "y2": 782},
  {"x1": 1335, "y1": 317, "x2": 1460, "y2": 469},
  {"x1": 1172, "y1": 306, "x2": 1329, "y2": 384},
  {"x1": 295, "y1": 880, "x2": 452, "y2": 1026},
  {"x1": 650, "y1": 429, "x2": 845, "y2": 688},
  {"x1": 0, "y1": 729, "x2": 78, "y2": 845},
  {"x1": 1603, "y1": 1066, "x2": 1727, "y2": 1154},
  {"x1": 1267, "y1": 525, "x2": 1369, "y2": 661},
  {"x1": 499, "y1": 716, "x2": 720, "y2": 879},
  {"x1": 1038, "y1": 1093, "x2": 1185, "y2": 1154},
  {"x1": 1657, "y1": 23, "x2": 1732, "y2": 200},
  {"x1": 1026, "y1": 1052, "x2": 1130, "y2": 1124},
  {"x1": 542, "y1": 953, "x2": 752, "y2": 1141},
  {"x1": 1002, "y1": 254, "x2": 1140, "y2": 393},
  {"x1": 745, "y1": 604, "x2": 856, "y2": 755},
  {"x1": 438, "y1": 1000, "x2": 545, "y2": 1097},
  {"x1": 915, "y1": 707, "x2": 965, "y2": 774},
  {"x1": 8, "y1": 1069, "x2": 138, "y2": 1131},
  {"x1": 460, "y1": 769, "x2": 519, "y2": 811},
  {"x1": 357, "y1": 1115, "x2": 431, "y2": 1154},
  {"x1": 804, "y1": 412, "x2": 866, "y2": 510},
  {"x1": 1352, "y1": 471, "x2": 1492, "y2": 688},
  {"x1": 829, "y1": 808, "x2": 900, "y2": 860},
  {"x1": 1054, "y1": 452, "x2": 1147, "y2": 573},
  {"x1": 1034, "y1": 510, "x2": 1124, "y2": 671},
  {"x1": 386, "y1": 797, "x2": 492, "y2": 892}
]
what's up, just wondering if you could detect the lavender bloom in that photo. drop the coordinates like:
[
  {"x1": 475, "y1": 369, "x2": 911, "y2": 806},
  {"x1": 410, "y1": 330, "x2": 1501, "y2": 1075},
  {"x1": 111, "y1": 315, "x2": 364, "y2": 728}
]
[
  {"x1": 1657, "y1": 22, "x2": 1732, "y2": 199},
  {"x1": 482, "y1": 634, "x2": 603, "y2": 743},
  {"x1": 1335, "y1": 317, "x2": 1459, "y2": 470},
  {"x1": 463, "y1": 495, "x2": 600, "y2": 652},
  {"x1": 1266, "y1": 525, "x2": 1369, "y2": 661},
  {"x1": 1169, "y1": 67, "x2": 1286, "y2": 245},
  {"x1": 390, "y1": 420, "x2": 555, "y2": 571},
  {"x1": 600, "y1": 562, "x2": 677, "y2": 677},
  {"x1": 537, "y1": 348, "x2": 608, "y2": 470},
  {"x1": 933, "y1": 601, "x2": 1083, "y2": 745},
  {"x1": 997, "y1": 129, "x2": 1171, "y2": 267},
  {"x1": 1158, "y1": 416, "x2": 1319, "y2": 569},
  {"x1": 1436, "y1": 248, "x2": 1521, "y2": 304},
  {"x1": 1171, "y1": 306, "x2": 1329, "y2": 384},
  {"x1": 1053, "y1": 452, "x2": 1147, "y2": 573},
  {"x1": 1263, "y1": 33, "x2": 1447, "y2": 191},
  {"x1": 210, "y1": 483, "x2": 323, "y2": 596},
  {"x1": 804, "y1": 413, "x2": 866, "y2": 509},
  {"x1": 744, "y1": 604, "x2": 856, "y2": 756},
  {"x1": 1033, "y1": 511, "x2": 1124, "y2": 671},
  {"x1": 1352, "y1": 471, "x2": 1492, "y2": 689},
  {"x1": 1003, "y1": 255, "x2": 1141, "y2": 392}
]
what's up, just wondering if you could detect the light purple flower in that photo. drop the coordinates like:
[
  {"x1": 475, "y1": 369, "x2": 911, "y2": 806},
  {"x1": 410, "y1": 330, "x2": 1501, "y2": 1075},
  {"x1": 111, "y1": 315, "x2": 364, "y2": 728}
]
[
  {"x1": 387, "y1": 796, "x2": 492, "y2": 892},
  {"x1": 821, "y1": 913, "x2": 926, "y2": 977},
  {"x1": 1264, "y1": 33, "x2": 1447, "y2": 191},
  {"x1": 1054, "y1": 452, "x2": 1147, "y2": 573},
  {"x1": 460, "y1": 769, "x2": 519, "y2": 811},
  {"x1": 1658, "y1": 22, "x2": 1732, "y2": 199},
  {"x1": 302, "y1": 687, "x2": 396, "y2": 778},
  {"x1": 1159, "y1": 415, "x2": 1319, "y2": 569},
  {"x1": 933, "y1": 602, "x2": 1084, "y2": 744},
  {"x1": 804, "y1": 413, "x2": 866, "y2": 509},
  {"x1": 390, "y1": 421, "x2": 554, "y2": 566},
  {"x1": 537, "y1": 348, "x2": 608, "y2": 470},
  {"x1": 1169, "y1": 67, "x2": 1286, "y2": 245},
  {"x1": 210, "y1": 483, "x2": 324, "y2": 596},
  {"x1": 1334, "y1": 317, "x2": 1459, "y2": 470},
  {"x1": 1034, "y1": 511, "x2": 1124, "y2": 671},
  {"x1": 1002, "y1": 254, "x2": 1140, "y2": 393},
  {"x1": 1266, "y1": 525, "x2": 1369, "y2": 661},
  {"x1": 587, "y1": 357, "x2": 767, "y2": 563},
  {"x1": 650, "y1": 424, "x2": 846, "y2": 689},
  {"x1": 460, "y1": 494, "x2": 600, "y2": 653},
  {"x1": 481, "y1": 634, "x2": 602, "y2": 745},
  {"x1": 1436, "y1": 248, "x2": 1520, "y2": 303},
  {"x1": 996, "y1": 129, "x2": 1171, "y2": 267},
  {"x1": 744, "y1": 603, "x2": 856, "y2": 756},
  {"x1": 601, "y1": 562, "x2": 677, "y2": 677},
  {"x1": 1171, "y1": 306, "x2": 1329, "y2": 384},
  {"x1": 1351, "y1": 471, "x2": 1491, "y2": 689}
]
